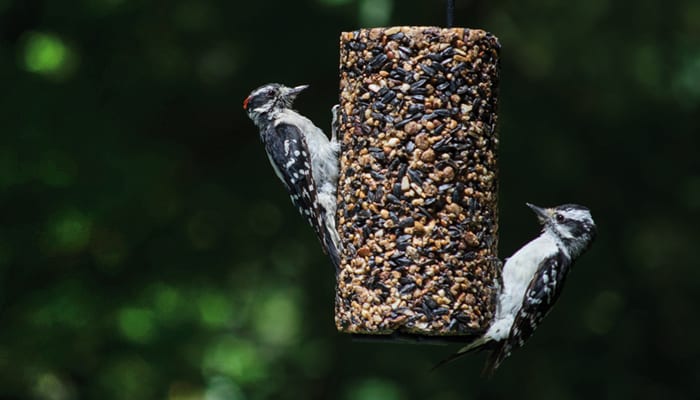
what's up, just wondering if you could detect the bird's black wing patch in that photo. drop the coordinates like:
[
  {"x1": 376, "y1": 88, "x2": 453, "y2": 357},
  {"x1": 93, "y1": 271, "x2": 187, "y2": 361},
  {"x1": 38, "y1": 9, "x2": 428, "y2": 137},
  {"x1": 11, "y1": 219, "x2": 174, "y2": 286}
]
[
  {"x1": 263, "y1": 123, "x2": 338, "y2": 269},
  {"x1": 484, "y1": 251, "x2": 572, "y2": 375}
]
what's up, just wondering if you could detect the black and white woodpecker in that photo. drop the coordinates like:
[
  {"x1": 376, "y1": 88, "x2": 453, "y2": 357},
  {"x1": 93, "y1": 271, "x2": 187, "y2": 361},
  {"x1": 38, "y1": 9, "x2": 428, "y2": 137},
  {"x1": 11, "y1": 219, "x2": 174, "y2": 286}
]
[
  {"x1": 243, "y1": 83, "x2": 341, "y2": 270},
  {"x1": 435, "y1": 203, "x2": 597, "y2": 375}
]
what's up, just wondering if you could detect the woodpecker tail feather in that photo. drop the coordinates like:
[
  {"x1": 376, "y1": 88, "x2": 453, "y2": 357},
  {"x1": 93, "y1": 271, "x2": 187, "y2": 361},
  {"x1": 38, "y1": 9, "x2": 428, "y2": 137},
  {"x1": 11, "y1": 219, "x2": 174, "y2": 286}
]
[
  {"x1": 481, "y1": 342, "x2": 508, "y2": 377},
  {"x1": 325, "y1": 236, "x2": 340, "y2": 272},
  {"x1": 314, "y1": 210, "x2": 340, "y2": 273}
]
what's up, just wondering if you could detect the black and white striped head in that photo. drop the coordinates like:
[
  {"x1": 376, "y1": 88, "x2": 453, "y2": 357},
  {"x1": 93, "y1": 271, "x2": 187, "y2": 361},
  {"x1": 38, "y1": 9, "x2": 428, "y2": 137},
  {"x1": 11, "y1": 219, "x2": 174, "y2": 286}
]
[
  {"x1": 527, "y1": 203, "x2": 597, "y2": 257},
  {"x1": 243, "y1": 83, "x2": 308, "y2": 124}
]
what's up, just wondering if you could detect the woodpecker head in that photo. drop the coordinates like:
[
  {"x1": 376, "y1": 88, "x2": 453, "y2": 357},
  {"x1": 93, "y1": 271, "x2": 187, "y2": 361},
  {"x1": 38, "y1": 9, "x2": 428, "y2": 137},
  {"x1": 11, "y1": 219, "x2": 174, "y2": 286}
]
[
  {"x1": 527, "y1": 203, "x2": 597, "y2": 257},
  {"x1": 243, "y1": 83, "x2": 308, "y2": 124}
]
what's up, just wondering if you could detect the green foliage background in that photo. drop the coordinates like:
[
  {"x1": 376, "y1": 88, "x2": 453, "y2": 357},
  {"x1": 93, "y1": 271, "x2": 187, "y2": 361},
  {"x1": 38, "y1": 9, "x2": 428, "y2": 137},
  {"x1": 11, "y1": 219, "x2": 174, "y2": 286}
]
[{"x1": 1, "y1": 0, "x2": 699, "y2": 399}]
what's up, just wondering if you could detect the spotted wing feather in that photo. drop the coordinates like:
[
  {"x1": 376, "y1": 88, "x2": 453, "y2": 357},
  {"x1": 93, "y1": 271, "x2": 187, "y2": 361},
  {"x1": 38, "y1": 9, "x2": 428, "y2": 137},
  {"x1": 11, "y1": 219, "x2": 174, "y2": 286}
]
[
  {"x1": 262, "y1": 123, "x2": 340, "y2": 269},
  {"x1": 484, "y1": 251, "x2": 571, "y2": 375}
]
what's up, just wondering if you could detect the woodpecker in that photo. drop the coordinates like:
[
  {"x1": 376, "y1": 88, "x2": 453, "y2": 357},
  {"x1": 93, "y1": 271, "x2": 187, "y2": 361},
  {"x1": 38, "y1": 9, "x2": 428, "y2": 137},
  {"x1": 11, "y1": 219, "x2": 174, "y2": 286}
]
[
  {"x1": 435, "y1": 203, "x2": 597, "y2": 375},
  {"x1": 243, "y1": 83, "x2": 341, "y2": 270}
]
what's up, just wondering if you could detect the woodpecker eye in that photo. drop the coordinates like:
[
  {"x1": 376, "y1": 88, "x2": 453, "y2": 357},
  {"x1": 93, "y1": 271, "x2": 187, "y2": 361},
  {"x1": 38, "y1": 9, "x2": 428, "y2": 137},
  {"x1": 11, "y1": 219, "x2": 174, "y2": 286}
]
[{"x1": 555, "y1": 214, "x2": 564, "y2": 223}]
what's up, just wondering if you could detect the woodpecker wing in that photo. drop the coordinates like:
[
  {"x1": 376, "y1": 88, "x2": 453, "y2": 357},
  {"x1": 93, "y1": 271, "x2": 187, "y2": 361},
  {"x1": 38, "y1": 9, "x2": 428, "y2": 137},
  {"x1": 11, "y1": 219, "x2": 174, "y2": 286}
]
[
  {"x1": 262, "y1": 122, "x2": 340, "y2": 270},
  {"x1": 483, "y1": 251, "x2": 572, "y2": 375}
]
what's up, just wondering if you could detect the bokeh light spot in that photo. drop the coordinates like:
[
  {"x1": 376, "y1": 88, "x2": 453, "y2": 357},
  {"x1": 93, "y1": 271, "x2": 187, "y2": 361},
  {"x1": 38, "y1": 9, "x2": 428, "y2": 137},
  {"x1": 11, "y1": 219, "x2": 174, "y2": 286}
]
[
  {"x1": 49, "y1": 210, "x2": 92, "y2": 253},
  {"x1": 23, "y1": 32, "x2": 73, "y2": 78},
  {"x1": 153, "y1": 284, "x2": 185, "y2": 322},
  {"x1": 198, "y1": 293, "x2": 233, "y2": 328},
  {"x1": 253, "y1": 290, "x2": 300, "y2": 346},
  {"x1": 118, "y1": 308, "x2": 156, "y2": 343},
  {"x1": 345, "y1": 378, "x2": 402, "y2": 400},
  {"x1": 204, "y1": 376, "x2": 246, "y2": 400},
  {"x1": 202, "y1": 336, "x2": 266, "y2": 383},
  {"x1": 32, "y1": 372, "x2": 74, "y2": 400},
  {"x1": 359, "y1": 0, "x2": 392, "y2": 27}
]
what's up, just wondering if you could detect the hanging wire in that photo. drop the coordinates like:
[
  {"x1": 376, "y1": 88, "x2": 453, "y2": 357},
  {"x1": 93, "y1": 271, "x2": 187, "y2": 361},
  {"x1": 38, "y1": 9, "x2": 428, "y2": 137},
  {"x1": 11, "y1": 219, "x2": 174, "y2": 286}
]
[{"x1": 446, "y1": 0, "x2": 455, "y2": 28}]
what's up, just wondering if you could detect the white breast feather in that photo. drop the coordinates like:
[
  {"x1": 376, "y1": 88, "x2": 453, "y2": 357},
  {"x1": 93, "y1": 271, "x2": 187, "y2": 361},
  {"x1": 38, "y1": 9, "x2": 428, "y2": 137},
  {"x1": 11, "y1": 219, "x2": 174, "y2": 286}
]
[{"x1": 486, "y1": 232, "x2": 559, "y2": 341}]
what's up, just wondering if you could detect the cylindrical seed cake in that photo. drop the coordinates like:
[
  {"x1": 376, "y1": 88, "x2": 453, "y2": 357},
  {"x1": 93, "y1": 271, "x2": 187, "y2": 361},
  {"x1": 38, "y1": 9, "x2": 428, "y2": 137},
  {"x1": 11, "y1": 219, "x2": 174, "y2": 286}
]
[{"x1": 335, "y1": 27, "x2": 501, "y2": 337}]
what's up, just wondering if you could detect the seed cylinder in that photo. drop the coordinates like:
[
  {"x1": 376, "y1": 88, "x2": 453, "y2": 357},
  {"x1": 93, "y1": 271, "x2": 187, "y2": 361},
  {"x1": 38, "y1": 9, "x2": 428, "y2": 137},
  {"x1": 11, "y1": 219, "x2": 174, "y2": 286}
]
[{"x1": 335, "y1": 27, "x2": 501, "y2": 338}]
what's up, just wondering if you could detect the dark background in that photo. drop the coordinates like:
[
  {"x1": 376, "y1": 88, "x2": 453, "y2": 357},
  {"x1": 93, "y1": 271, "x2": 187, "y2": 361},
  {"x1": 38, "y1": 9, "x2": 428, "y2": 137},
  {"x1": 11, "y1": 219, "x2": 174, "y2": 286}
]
[{"x1": 1, "y1": 0, "x2": 699, "y2": 399}]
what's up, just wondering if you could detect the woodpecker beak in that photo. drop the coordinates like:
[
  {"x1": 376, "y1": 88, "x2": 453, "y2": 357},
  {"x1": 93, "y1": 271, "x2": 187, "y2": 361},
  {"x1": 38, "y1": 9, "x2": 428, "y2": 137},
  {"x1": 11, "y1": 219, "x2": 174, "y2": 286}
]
[
  {"x1": 285, "y1": 84, "x2": 309, "y2": 99},
  {"x1": 526, "y1": 203, "x2": 551, "y2": 223}
]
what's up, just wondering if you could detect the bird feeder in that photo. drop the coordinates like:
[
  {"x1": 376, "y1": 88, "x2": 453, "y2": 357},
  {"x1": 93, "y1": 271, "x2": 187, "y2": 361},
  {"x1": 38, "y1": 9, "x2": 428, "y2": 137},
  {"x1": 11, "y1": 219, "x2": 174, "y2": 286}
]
[{"x1": 334, "y1": 21, "x2": 501, "y2": 340}]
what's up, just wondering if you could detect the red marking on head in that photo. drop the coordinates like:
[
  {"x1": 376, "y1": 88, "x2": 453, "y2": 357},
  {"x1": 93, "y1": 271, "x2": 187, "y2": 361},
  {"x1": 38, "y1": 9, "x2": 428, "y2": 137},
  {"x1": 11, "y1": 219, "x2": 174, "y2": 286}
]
[{"x1": 243, "y1": 96, "x2": 250, "y2": 110}]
